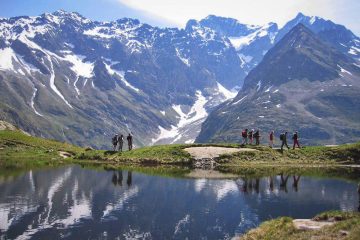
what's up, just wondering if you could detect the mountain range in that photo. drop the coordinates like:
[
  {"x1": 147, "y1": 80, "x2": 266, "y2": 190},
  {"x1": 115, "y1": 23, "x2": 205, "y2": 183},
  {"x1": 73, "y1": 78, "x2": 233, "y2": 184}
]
[
  {"x1": 196, "y1": 24, "x2": 360, "y2": 145},
  {"x1": 0, "y1": 10, "x2": 359, "y2": 148}
]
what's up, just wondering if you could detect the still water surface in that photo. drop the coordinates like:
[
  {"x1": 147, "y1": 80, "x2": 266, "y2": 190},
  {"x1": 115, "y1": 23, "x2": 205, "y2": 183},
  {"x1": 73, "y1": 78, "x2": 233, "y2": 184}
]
[{"x1": 0, "y1": 165, "x2": 358, "y2": 239}]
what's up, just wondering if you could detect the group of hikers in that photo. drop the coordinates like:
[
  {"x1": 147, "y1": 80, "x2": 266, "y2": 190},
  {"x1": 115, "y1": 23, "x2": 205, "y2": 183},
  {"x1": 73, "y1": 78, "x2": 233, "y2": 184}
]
[
  {"x1": 241, "y1": 129, "x2": 301, "y2": 150},
  {"x1": 112, "y1": 133, "x2": 133, "y2": 151},
  {"x1": 111, "y1": 129, "x2": 300, "y2": 151}
]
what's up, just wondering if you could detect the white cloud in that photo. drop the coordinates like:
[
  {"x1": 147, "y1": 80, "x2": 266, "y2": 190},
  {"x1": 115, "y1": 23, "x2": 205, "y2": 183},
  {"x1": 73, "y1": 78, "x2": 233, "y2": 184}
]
[{"x1": 117, "y1": 0, "x2": 360, "y2": 34}]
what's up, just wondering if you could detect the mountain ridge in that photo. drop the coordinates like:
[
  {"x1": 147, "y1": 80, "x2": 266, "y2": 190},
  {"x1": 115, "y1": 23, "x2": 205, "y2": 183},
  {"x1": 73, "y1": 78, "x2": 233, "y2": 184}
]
[{"x1": 196, "y1": 24, "x2": 360, "y2": 145}]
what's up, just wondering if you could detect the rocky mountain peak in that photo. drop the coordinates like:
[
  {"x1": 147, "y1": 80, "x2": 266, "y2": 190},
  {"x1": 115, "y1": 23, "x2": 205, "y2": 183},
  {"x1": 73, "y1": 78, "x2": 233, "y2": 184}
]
[{"x1": 242, "y1": 23, "x2": 359, "y2": 90}]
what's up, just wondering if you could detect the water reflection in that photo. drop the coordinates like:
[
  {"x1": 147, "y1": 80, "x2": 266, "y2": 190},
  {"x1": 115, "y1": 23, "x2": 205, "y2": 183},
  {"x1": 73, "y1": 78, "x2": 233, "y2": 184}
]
[
  {"x1": 0, "y1": 165, "x2": 358, "y2": 239},
  {"x1": 111, "y1": 171, "x2": 132, "y2": 187},
  {"x1": 236, "y1": 175, "x2": 302, "y2": 195}
]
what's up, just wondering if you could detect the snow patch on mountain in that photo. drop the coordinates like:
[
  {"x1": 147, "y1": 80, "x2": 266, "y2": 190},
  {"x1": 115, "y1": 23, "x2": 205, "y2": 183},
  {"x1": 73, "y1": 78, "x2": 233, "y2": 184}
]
[
  {"x1": 348, "y1": 46, "x2": 360, "y2": 55},
  {"x1": 104, "y1": 63, "x2": 140, "y2": 92},
  {"x1": 64, "y1": 54, "x2": 94, "y2": 78},
  {"x1": 126, "y1": 39, "x2": 145, "y2": 53},
  {"x1": 338, "y1": 65, "x2": 353, "y2": 75},
  {"x1": 0, "y1": 16, "x2": 52, "y2": 42},
  {"x1": 84, "y1": 26, "x2": 115, "y2": 39},
  {"x1": 232, "y1": 95, "x2": 247, "y2": 105},
  {"x1": 174, "y1": 91, "x2": 208, "y2": 127},
  {"x1": 189, "y1": 25, "x2": 216, "y2": 44},
  {"x1": 30, "y1": 87, "x2": 43, "y2": 116},
  {"x1": 0, "y1": 47, "x2": 16, "y2": 71},
  {"x1": 152, "y1": 91, "x2": 208, "y2": 144},
  {"x1": 47, "y1": 56, "x2": 73, "y2": 108},
  {"x1": 264, "y1": 86, "x2": 273, "y2": 92},
  {"x1": 217, "y1": 82, "x2": 237, "y2": 100},
  {"x1": 228, "y1": 23, "x2": 276, "y2": 50},
  {"x1": 309, "y1": 16, "x2": 318, "y2": 25},
  {"x1": 256, "y1": 80, "x2": 262, "y2": 91},
  {"x1": 238, "y1": 53, "x2": 253, "y2": 67},
  {"x1": 175, "y1": 48, "x2": 190, "y2": 66},
  {"x1": 229, "y1": 36, "x2": 253, "y2": 51},
  {"x1": 73, "y1": 77, "x2": 81, "y2": 95}
]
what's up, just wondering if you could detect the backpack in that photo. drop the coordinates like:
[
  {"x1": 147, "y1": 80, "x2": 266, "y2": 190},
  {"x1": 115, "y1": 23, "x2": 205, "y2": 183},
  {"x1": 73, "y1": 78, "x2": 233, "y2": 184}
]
[
  {"x1": 242, "y1": 131, "x2": 247, "y2": 138},
  {"x1": 280, "y1": 133, "x2": 284, "y2": 141}
]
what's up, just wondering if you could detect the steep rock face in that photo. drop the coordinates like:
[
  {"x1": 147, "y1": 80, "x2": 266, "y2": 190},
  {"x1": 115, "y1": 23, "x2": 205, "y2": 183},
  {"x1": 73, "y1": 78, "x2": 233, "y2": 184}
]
[
  {"x1": 0, "y1": 11, "x2": 238, "y2": 148},
  {"x1": 196, "y1": 24, "x2": 360, "y2": 145}
]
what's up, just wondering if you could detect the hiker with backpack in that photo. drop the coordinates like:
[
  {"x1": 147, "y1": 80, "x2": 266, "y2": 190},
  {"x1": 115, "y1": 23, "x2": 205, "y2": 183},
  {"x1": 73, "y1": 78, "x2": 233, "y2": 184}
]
[
  {"x1": 112, "y1": 134, "x2": 118, "y2": 151},
  {"x1": 280, "y1": 131, "x2": 290, "y2": 150},
  {"x1": 248, "y1": 129, "x2": 254, "y2": 145},
  {"x1": 292, "y1": 131, "x2": 301, "y2": 149},
  {"x1": 118, "y1": 134, "x2": 124, "y2": 152},
  {"x1": 241, "y1": 129, "x2": 248, "y2": 145},
  {"x1": 254, "y1": 130, "x2": 260, "y2": 145},
  {"x1": 127, "y1": 133, "x2": 133, "y2": 151},
  {"x1": 269, "y1": 130, "x2": 274, "y2": 148}
]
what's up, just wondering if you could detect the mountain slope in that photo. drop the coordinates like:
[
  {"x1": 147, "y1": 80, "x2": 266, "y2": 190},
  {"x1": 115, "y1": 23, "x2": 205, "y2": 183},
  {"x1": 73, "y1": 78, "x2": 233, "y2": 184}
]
[{"x1": 196, "y1": 24, "x2": 360, "y2": 145}]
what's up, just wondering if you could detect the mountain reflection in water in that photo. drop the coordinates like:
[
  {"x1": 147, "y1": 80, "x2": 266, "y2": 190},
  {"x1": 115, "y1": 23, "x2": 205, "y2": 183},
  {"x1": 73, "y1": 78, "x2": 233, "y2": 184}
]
[{"x1": 0, "y1": 165, "x2": 358, "y2": 239}]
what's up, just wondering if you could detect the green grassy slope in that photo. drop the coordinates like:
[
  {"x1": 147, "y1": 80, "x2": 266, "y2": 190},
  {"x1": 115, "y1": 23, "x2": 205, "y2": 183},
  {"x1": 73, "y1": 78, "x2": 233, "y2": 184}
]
[
  {"x1": 0, "y1": 130, "x2": 82, "y2": 169},
  {"x1": 238, "y1": 211, "x2": 360, "y2": 240}
]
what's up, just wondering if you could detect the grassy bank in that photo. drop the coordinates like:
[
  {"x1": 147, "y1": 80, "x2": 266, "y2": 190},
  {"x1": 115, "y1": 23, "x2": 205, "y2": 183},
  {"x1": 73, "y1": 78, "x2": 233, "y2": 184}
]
[
  {"x1": 238, "y1": 211, "x2": 360, "y2": 240},
  {"x1": 216, "y1": 143, "x2": 360, "y2": 166},
  {"x1": 0, "y1": 130, "x2": 81, "y2": 169},
  {"x1": 1, "y1": 129, "x2": 360, "y2": 170}
]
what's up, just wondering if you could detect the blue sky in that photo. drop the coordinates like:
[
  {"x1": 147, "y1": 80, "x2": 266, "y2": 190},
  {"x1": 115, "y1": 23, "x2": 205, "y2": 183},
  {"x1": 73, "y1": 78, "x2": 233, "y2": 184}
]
[
  {"x1": 0, "y1": 0, "x2": 359, "y2": 35},
  {"x1": 0, "y1": 0, "x2": 175, "y2": 27}
]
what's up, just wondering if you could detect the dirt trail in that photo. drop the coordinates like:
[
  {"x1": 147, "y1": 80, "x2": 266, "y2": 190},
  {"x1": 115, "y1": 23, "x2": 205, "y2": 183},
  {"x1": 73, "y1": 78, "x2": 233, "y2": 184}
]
[
  {"x1": 58, "y1": 151, "x2": 72, "y2": 159},
  {"x1": 184, "y1": 146, "x2": 258, "y2": 159},
  {"x1": 293, "y1": 219, "x2": 335, "y2": 230}
]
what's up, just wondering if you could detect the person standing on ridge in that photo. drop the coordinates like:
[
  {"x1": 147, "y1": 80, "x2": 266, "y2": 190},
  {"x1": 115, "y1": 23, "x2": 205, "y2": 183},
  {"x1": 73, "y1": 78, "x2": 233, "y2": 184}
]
[
  {"x1": 254, "y1": 130, "x2": 260, "y2": 145},
  {"x1": 127, "y1": 133, "x2": 133, "y2": 151},
  {"x1": 269, "y1": 130, "x2": 274, "y2": 148},
  {"x1": 292, "y1": 131, "x2": 301, "y2": 149},
  {"x1": 248, "y1": 129, "x2": 254, "y2": 145},
  {"x1": 112, "y1": 134, "x2": 118, "y2": 151},
  {"x1": 280, "y1": 131, "x2": 290, "y2": 150},
  {"x1": 241, "y1": 129, "x2": 248, "y2": 145},
  {"x1": 118, "y1": 134, "x2": 124, "y2": 152}
]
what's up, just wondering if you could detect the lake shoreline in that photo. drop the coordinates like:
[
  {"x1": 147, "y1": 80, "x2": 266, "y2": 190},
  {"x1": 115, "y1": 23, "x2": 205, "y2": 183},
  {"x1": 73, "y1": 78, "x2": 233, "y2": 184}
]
[{"x1": 1, "y1": 129, "x2": 360, "y2": 170}]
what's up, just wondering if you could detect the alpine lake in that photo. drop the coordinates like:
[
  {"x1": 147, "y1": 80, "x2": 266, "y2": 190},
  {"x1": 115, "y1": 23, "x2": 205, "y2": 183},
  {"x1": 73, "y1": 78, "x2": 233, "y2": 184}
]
[{"x1": 0, "y1": 164, "x2": 359, "y2": 239}]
